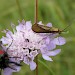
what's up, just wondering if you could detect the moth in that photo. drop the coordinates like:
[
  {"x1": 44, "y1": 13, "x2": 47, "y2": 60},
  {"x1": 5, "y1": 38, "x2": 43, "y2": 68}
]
[
  {"x1": 0, "y1": 41, "x2": 21, "y2": 70},
  {"x1": 32, "y1": 23, "x2": 70, "y2": 34}
]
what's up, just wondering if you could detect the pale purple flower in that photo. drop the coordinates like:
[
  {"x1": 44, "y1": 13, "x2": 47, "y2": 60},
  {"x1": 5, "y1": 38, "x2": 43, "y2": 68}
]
[
  {"x1": 52, "y1": 37, "x2": 66, "y2": 45},
  {"x1": 0, "y1": 20, "x2": 66, "y2": 71},
  {"x1": 2, "y1": 65, "x2": 20, "y2": 75}
]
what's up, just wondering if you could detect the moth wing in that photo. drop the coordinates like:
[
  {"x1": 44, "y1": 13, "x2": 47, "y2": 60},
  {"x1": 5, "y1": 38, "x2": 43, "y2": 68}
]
[
  {"x1": 51, "y1": 27, "x2": 59, "y2": 31},
  {"x1": 38, "y1": 24, "x2": 52, "y2": 31},
  {"x1": 38, "y1": 24, "x2": 59, "y2": 32}
]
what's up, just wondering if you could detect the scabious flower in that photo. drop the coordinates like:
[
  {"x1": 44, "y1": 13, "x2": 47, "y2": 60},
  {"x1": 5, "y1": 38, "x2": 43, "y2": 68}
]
[{"x1": 0, "y1": 20, "x2": 66, "y2": 72}]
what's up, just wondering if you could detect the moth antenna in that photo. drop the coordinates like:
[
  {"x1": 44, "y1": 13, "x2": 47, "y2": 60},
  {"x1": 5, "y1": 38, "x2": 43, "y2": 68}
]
[
  {"x1": 8, "y1": 65, "x2": 17, "y2": 71},
  {"x1": 61, "y1": 18, "x2": 75, "y2": 32},
  {"x1": 61, "y1": 24, "x2": 71, "y2": 32},
  {"x1": 9, "y1": 57, "x2": 20, "y2": 58},
  {"x1": 6, "y1": 40, "x2": 13, "y2": 51},
  {"x1": 5, "y1": 31, "x2": 14, "y2": 52},
  {"x1": 9, "y1": 61, "x2": 21, "y2": 66}
]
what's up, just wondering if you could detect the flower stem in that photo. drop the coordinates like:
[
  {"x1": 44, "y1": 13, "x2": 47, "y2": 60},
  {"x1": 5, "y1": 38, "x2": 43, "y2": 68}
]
[
  {"x1": 35, "y1": 55, "x2": 38, "y2": 75},
  {"x1": 16, "y1": 0, "x2": 23, "y2": 19},
  {"x1": 35, "y1": 0, "x2": 38, "y2": 24},
  {"x1": 35, "y1": 0, "x2": 38, "y2": 75}
]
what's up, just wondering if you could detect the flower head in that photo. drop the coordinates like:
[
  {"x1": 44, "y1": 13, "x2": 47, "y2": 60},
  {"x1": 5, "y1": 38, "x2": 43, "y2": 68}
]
[{"x1": 0, "y1": 20, "x2": 66, "y2": 71}]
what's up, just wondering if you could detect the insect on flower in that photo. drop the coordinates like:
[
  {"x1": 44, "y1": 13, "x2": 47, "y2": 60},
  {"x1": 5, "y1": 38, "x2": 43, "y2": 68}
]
[
  {"x1": 32, "y1": 23, "x2": 70, "y2": 34},
  {"x1": 0, "y1": 41, "x2": 21, "y2": 70},
  {"x1": 32, "y1": 22, "x2": 70, "y2": 45}
]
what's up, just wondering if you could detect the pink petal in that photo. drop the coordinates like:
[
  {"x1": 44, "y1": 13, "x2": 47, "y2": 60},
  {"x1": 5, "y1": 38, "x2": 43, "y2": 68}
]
[
  {"x1": 53, "y1": 37, "x2": 66, "y2": 45},
  {"x1": 30, "y1": 61, "x2": 36, "y2": 70},
  {"x1": 46, "y1": 49, "x2": 61, "y2": 56},
  {"x1": 42, "y1": 55, "x2": 53, "y2": 61}
]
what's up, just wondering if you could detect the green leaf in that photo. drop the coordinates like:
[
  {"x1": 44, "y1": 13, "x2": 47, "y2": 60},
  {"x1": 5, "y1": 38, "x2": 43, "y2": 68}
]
[{"x1": 38, "y1": 59, "x2": 55, "y2": 75}]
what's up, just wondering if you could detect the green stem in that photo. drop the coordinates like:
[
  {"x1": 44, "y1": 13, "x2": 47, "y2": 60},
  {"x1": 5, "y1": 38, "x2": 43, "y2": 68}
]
[
  {"x1": 35, "y1": 56, "x2": 38, "y2": 75},
  {"x1": 16, "y1": 0, "x2": 23, "y2": 19}
]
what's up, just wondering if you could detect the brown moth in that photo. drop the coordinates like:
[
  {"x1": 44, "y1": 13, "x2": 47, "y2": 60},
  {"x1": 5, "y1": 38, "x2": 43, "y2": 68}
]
[{"x1": 32, "y1": 23, "x2": 70, "y2": 34}]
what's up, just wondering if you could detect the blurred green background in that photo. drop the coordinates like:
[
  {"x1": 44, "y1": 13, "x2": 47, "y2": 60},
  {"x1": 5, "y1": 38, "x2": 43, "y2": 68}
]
[{"x1": 0, "y1": 0, "x2": 75, "y2": 75}]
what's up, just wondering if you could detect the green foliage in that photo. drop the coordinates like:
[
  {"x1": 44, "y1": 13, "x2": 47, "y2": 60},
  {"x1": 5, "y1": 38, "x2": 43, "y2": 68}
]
[{"x1": 0, "y1": 0, "x2": 75, "y2": 75}]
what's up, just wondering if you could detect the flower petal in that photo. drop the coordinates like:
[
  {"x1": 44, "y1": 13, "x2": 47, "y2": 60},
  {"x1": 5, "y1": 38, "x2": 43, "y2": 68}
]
[
  {"x1": 47, "y1": 43, "x2": 56, "y2": 50},
  {"x1": 2, "y1": 68, "x2": 13, "y2": 75},
  {"x1": 6, "y1": 31, "x2": 13, "y2": 39},
  {"x1": 23, "y1": 56, "x2": 29, "y2": 65},
  {"x1": 30, "y1": 61, "x2": 36, "y2": 70},
  {"x1": 1, "y1": 37, "x2": 8, "y2": 44},
  {"x1": 46, "y1": 23, "x2": 52, "y2": 27},
  {"x1": 16, "y1": 25, "x2": 24, "y2": 32},
  {"x1": 45, "y1": 37, "x2": 50, "y2": 44},
  {"x1": 53, "y1": 37, "x2": 66, "y2": 45},
  {"x1": 25, "y1": 21, "x2": 32, "y2": 30},
  {"x1": 41, "y1": 43, "x2": 56, "y2": 54},
  {"x1": 42, "y1": 55, "x2": 53, "y2": 61},
  {"x1": 46, "y1": 49, "x2": 61, "y2": 56},
  {"x1": 12, "y1": 65, "x2": 21, "y2": 72}
]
